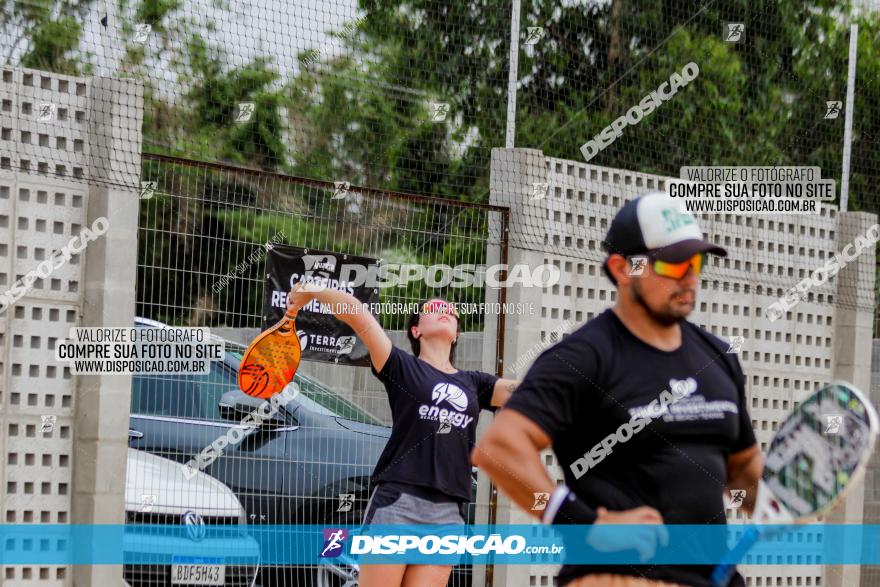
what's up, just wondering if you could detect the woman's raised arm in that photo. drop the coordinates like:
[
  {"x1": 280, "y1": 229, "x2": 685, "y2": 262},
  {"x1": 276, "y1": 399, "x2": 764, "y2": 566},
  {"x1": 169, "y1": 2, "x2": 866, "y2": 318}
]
[{"x1": 287, "y1": 282, "x2": 393, "y2": 371}]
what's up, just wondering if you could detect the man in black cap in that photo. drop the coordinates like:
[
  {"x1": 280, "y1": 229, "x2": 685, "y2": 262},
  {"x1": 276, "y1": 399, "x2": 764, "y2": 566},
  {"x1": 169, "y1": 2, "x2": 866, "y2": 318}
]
[{"x1": 473, "y1": 191, "x2": 763, "y2": 587}]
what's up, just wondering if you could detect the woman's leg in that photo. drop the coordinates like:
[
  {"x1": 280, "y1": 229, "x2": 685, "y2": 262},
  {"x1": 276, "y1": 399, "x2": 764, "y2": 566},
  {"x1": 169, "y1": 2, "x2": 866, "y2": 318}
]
[
  {"x1": 359, "y1": 489, "x2": 457, "y2": 587},
  {"x1": 359, "y1": 563, "x2": 408, "y2": 587},
  {"x1": 401, "y1": 564, "x2": 454, "y2": 587},
  {"x1": 359, "y1": 484, "x2": 408, "y2": 587}
]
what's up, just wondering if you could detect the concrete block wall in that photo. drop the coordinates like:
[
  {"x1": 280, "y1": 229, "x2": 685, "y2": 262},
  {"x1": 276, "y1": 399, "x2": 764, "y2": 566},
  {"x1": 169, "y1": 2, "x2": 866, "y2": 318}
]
[
  {"x1": 488, "y1": 148, "x2": 876, "y2": 587},
  {"x1": 0, "y1": 67, "x2": 142, "y2": 586},
  {"x1": 0, "y1": 65, "x2": 873, "y2": 587}
]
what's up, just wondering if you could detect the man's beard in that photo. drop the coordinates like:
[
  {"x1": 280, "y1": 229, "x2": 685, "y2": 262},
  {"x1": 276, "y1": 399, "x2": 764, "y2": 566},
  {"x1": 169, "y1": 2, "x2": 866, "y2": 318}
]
[{"x1": 631, "y1": 280, "x2": 691, "y2": 326}]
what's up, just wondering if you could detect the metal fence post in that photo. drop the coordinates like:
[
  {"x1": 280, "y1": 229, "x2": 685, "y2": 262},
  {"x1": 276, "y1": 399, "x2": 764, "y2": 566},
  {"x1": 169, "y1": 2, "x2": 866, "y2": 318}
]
[
  {"x1": 505, "y1": 0, "x2": 521, "y2": 149},
  {"x1": 840, "y1": 23, "x2": 857, "y2": 212},
  {"x1": 486, "y1": 148, "x2": 549, "y2": 587}
]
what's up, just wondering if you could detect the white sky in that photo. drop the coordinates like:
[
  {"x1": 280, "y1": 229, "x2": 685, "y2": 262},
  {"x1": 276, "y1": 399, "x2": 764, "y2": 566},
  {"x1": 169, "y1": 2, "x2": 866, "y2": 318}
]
[{"x1": 79, "y1": 0, "x2": 363, "y2": 93}]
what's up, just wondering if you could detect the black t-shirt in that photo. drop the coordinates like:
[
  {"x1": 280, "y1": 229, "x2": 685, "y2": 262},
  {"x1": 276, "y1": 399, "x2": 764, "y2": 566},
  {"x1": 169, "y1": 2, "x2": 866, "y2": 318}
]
[
  {"x1": 370, "y1": 346, "x2": 499, "y2": 502},
  {"x1": 505, "y1": 309, "x2": 756, "y2": 587}
]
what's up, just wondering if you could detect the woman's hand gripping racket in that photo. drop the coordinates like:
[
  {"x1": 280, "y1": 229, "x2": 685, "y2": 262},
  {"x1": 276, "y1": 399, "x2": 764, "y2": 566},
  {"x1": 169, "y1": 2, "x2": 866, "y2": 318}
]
[
  {"x1": 237, "y1": 283, "x2": 319, "y2": 398},
  {"x1": 711, "y1": 381, "x2": 879, "y2": 587}
]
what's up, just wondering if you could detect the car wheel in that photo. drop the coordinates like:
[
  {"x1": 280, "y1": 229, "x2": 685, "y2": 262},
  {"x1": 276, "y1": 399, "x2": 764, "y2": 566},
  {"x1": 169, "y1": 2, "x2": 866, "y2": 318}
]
[
  {"x1": 315, "y1": 554, "x2": 359, "y2": 587},
  {"x1": 314, "y1": 509, "x2": 363, "y2": 587}
]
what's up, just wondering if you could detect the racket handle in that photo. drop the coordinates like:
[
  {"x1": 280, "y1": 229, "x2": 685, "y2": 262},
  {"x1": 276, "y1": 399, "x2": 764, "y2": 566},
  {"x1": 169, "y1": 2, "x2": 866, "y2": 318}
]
[
  {"x1": 275, "y1": 309, "x2": 298, "y2": 336},
  {"x1": 711, "y1": 526, "x2": 760, "y2": 587}
]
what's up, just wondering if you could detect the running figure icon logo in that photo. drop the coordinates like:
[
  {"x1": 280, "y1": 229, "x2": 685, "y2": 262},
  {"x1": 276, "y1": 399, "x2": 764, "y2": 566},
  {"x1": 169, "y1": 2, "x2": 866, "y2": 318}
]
[
  {"x1": 726, "y1": 336, "x2": 744, "y2": 354},
  {"x1": 429, "y1": 102, "x2": 449, "y2": 122},
  {"x1": 728, "y1": 489, "x2": 746, "y2": 509},
  {"x1": 40, "y1": 415, "x2": 56, "y2": 433},
  {"x1": 823, "y1": 415, "x2": 843, "y2": 435},
  {"x1": 629, "y1": 256, "x2": 647, "y2": 276},
  {"x1": 825, "y1": 101, "x2": 842, "y2": 119},
  {"x1": 332, "y1": 181, "x2": 351, "y2": 200},
  {"x1": 531, "y1": 492, "x2": 550, "y2": 511},
  {"x1": 336, "y1": 336, "x2": 356, "y2": 356},
  {"x1": 437, "y1": 416, "x2": 453, "y2": 435},
  {"x1": 524, "y1": 27, "x2": 545, "y2": 45},
  {"x1": 724, "y1": 23, "x2": 744, "y2": 42},
  {"x1": 336, "y1": 494, "x2": 354, "y2": 513},
  {"x1": 320, "y1": 528, "x2": 349, "y2": 558},
  {"x1": 530, "y1": 182, "x2": 549, "y2": 200}
]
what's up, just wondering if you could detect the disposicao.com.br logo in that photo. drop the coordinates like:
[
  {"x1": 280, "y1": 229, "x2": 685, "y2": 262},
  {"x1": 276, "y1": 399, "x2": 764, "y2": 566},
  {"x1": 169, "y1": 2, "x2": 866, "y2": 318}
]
[
  {"x1": 320, "y1": 528, "x2": 563, "y2": 558},
  {"x1": 351, "y1": 534, "x2": 529, "y2": 555}
]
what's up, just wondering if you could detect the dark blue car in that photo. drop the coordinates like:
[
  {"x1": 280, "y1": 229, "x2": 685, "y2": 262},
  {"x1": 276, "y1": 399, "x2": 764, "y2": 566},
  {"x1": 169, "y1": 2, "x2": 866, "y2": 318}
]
[{"x1": 128, "y1": 318, "x2": 475, "y2": 587}]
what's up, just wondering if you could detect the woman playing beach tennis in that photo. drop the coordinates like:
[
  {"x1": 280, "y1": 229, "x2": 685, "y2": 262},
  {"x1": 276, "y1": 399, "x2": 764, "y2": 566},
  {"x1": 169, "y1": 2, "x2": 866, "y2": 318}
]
[{"x1": 287, "y1": 282, "x2": 517, "y2": 587}]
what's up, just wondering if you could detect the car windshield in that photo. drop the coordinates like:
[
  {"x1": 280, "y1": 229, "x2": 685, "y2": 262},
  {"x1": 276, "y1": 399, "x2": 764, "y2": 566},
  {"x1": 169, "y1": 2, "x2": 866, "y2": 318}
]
[
  {"x1": 131, "y1": 368, "x2": 232, "y2": 421},
  {"x1": 227, "y1": 350, "x2": 382, "y2": 426}
]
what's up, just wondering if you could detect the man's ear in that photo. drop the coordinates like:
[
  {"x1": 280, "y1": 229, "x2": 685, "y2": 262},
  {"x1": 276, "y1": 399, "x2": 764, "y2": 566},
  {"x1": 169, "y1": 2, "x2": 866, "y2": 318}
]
[{"x1": 606, "y1": 254, "x2": 632, "y2": 286}]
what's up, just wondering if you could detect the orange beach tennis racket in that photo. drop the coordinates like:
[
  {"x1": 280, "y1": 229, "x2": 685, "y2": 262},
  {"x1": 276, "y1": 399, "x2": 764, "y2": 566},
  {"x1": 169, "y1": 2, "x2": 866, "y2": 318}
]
[{"x1": 238, "y1": 309, "x2": 302, "y2": 399}]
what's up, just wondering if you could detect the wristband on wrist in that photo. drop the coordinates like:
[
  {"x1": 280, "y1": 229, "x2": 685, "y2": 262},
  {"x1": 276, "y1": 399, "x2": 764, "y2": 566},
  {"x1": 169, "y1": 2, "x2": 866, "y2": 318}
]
[
  {"x1": 541, "y1": 484, "x2": 598, "y2": 525},
  {"x1": 541, "y1": 485, "x2": 570, "y2": 524}
]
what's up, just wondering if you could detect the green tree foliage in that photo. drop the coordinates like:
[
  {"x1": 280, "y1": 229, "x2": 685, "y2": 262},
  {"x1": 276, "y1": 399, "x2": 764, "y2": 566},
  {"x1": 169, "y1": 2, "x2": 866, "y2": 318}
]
[
  {"x1": 286, "y1": 44, "x2": 458, "y2": 195},
  {"x1": 352, "y1": 0, "x2": 856, "y2": 197},
  {"x1": 182, "y1": 38, "x2": 288, "y2": 170},
  {"x1": 6, "y1": 0, "x2": 880, "y2": 327},
  {"x1": 1, "y1": 0, "x2": 95, "y2": 74}
]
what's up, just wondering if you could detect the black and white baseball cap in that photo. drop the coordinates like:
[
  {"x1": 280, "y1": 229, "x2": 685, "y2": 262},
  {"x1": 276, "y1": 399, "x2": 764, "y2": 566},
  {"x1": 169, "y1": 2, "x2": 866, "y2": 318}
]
[{"x1": 602, "y1": 191, "x2": 727, "y2": 268}]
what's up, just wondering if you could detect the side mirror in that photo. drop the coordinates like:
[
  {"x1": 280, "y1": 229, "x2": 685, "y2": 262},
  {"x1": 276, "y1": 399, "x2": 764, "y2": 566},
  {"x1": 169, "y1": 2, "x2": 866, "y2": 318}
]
[{"x1": 218, "y1": 390, "x2": 289, "y2": 428}]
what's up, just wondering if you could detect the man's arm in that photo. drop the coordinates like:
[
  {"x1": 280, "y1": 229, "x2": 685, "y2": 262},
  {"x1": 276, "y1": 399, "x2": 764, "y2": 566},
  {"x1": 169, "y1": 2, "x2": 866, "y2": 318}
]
[
  {"x1": 472, "y1": 409, "x2": 556, "y2": 517},
  {"x1": 473, "y1": 409, "x2": 664, "y2": 526},
  {"x1": 725, "y1": 443, "x2": 763, "y2": 514}
]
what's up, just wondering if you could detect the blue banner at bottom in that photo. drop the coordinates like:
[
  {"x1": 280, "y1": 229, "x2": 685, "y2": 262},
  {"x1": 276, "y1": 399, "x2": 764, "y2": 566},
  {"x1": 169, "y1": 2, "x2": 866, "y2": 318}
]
[{"x1": 0, "y1": 524, "x2": 878, "y2": 565}]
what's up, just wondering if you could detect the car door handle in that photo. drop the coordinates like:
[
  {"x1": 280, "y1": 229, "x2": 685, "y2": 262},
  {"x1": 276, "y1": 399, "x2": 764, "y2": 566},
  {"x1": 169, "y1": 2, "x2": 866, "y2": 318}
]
[{"x1": 128, "y1": 429, "x2": 144, "y2": 439}]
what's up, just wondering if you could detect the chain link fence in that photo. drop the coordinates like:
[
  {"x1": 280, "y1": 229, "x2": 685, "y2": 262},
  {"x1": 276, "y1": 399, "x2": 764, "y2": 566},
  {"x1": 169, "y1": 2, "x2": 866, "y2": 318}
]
[
  {"x1": 3, "y1": 1, "x2": 880, "y2": 586},
  {"x1": 131, "y1": 153, "x2": 507, "y2": 586},
  {"x1": 3, "y1": 0, "x2": 879, "y2": 322}
]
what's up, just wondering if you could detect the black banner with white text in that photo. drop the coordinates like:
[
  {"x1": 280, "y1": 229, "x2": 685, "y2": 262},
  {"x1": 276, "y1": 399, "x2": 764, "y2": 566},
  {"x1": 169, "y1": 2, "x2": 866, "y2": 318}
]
[{"x1": 263, "y1": 246, "x2": 379, "y2": 366}]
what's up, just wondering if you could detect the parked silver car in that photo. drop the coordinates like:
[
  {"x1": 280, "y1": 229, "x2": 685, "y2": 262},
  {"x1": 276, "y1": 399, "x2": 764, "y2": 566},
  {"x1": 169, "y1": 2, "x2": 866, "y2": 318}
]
[{"x1": 124, "y1": 448, "x2": 261, "y2": 586}]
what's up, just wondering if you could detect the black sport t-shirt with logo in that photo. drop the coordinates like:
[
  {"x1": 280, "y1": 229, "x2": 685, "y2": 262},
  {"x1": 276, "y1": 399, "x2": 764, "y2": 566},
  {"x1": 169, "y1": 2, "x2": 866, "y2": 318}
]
[
  {"x1": 505, "y1": 309, "x2": 756, "y2": 587},
  {"x1": 370, "y1": 346, "x2": 499, "y2": 503}
]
